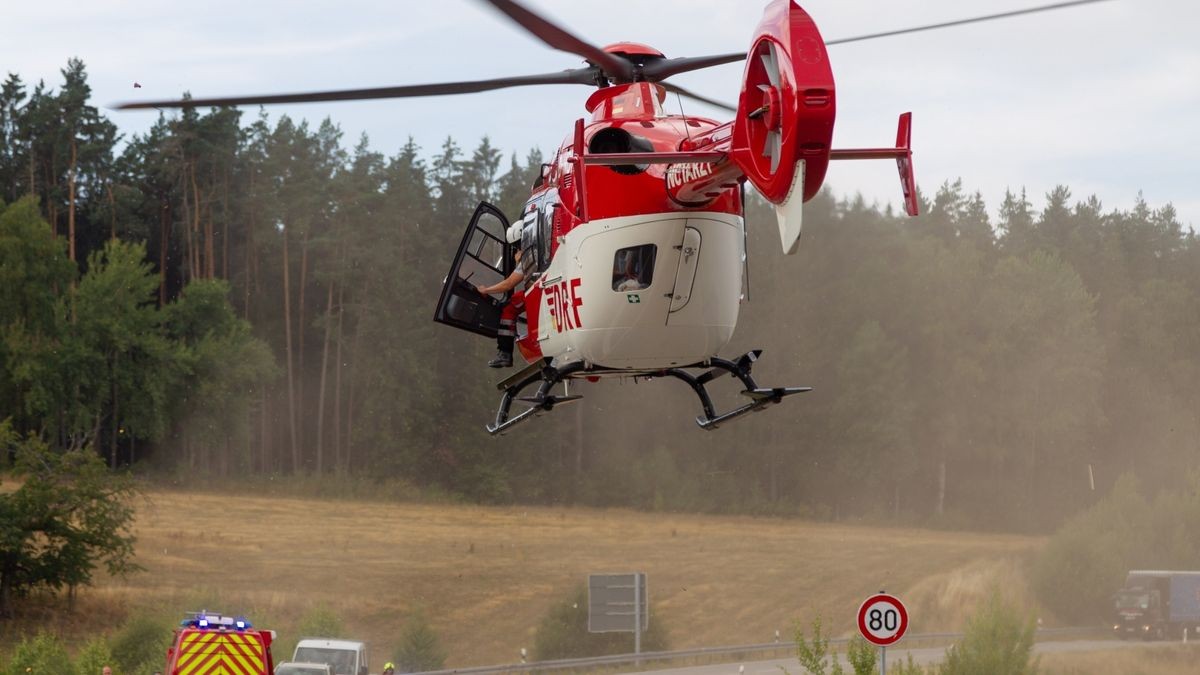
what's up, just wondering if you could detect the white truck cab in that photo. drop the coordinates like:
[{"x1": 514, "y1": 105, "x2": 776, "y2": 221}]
[{"x1": 292, "y1": 639, "x2": 368, "y2": 675}]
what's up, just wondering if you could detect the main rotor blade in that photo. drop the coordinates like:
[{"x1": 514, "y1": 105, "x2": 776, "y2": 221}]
[
  {"x1": 641, "y1": 52, "x2": 747, "y2": 81},
  {"x1": 661, "y1": 82, "x2": 736, "y2": 113},
  {"x1": 826, "y1": 0, "x2": 1113, "y2": 47},
  {"x1": 639, "y1": 0, "x2": 1111, "y2": 79},
  {"x1": 478, "y1": 0, "x2": 634, "y2": 82},
  {"x1": 113, "y1": 69, "x2": 597, "y2": 110}
]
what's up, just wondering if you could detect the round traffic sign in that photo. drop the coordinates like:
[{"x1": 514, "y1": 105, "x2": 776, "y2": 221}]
[{"x1": 857, "y1": 593, "x2": 908, "y2": 646}]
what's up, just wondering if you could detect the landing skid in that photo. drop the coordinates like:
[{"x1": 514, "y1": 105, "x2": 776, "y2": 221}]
[{"x1": 486, "y1": 350, "x2": 810, "y2": 435}]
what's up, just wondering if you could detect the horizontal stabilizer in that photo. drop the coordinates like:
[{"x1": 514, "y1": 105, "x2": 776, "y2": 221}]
[{"x1": 829, "y1": 112, "x2": 918, "y2": 216}]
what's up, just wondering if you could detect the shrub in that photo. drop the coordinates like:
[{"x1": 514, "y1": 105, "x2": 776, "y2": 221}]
[
  {"x1": 74, "y1": 638, "x2": 115, "y2": 675},
  {"x1": 790, "y1": 616, "x2": 843, "y2": 675},
  {"x1": 938, "y1": 591, "x2": 1037, "y2": 675},
  {"x1": 890, "y1": 654, "x2": 929, "y2": 675},
  {"x1": 1032, "y1": 472, "x2": 1200, "y2": 622},
  {"x1": 5, "y1": 632, "x2": 71, "y2": 675},
  {"x1": 110, "y1": 615, "x2": 173, "y2": 675},
  {"x1": 845, "y1": 634, "x2": 877, "y2": 675},
  {"x1": 392, "y1": 610, "x2": 447, "y2": 673},
  {"x1": 532, "y1": 584, "x2": 668, "y2": 660},
  {"x1": 273, "y1": 603, "x2": 347, "y2": 661},
  {"x1": 297, "y1": 603, "x2": 345, "y2": 638}
]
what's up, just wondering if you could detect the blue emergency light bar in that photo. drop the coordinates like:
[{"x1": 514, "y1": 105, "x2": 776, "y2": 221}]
[{"x1": 183, "y1": 612, "x2": 252, "y2": 630}]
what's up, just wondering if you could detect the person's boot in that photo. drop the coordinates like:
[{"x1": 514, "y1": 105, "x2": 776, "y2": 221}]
[{"x1": 488, "y1": 350, "x2": 513, "y2": 368}]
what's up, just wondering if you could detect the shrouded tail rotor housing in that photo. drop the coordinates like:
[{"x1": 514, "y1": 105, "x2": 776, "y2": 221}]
[{"x1": 730, "y1": 0, "x2": 835, "y2": 205}]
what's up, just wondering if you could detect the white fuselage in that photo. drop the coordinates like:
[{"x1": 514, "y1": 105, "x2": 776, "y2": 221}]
[{"x1": 534, "y1": 211, "x2": 745, "y2": 370}]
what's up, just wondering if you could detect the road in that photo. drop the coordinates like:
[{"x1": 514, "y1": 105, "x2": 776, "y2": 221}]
[{"x1": 617, "y1": 639, "x2": 1171, "y2": 675}]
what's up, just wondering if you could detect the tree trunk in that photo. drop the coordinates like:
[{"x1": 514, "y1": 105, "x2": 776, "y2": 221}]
[
  {"x1": 221, "y1": 167, "x2": 230, "y2": 279},
  {"x1": 192, "y1": 163, "x2": 203, "y2": 279},
  {"x1": 159, "y1": 199, "x2": 170, "y2": 305},
  {"x1": 111, "y1": 361, "x2": 119, "y2": 468},
  {"x1": 68, "y1": 137, "x2": 77, "y2": 262},
  {"x1": 315, "y1": 281, "x2": 335, "y2": 475},
  {"x1": 245, "y1": 171, "x2": 256, "y2": 319},
  {"x1": 297, "y1": 231, "x2": 309, "y2": 438},
  {"x1": 106, "y1": 179, "x2": 118, "y2": 240},
  {"x1": 334, "y1": 280, "x2": 345, "y2": 473},
  {"x1": 0, "y1": 563, "x2": 13, "y2": 618},
  {"x1": 180, "y1": 164, "x2": 193, "y2": 282},
  {"x1": 937, "y1": 458, "x2": 946, "y2": 517},
  {"x1": 260, "y1": 388, "x2": 271, "y2": 474},
  {"x1": 345, "y1": 314, "x2": 364, "y2": 473},
  {"x1": 206, "y1": 164, "x2": 216, "y2": 279},
  {"x1": 282, "y1": 230, "x2": 300, "y2": 472}
]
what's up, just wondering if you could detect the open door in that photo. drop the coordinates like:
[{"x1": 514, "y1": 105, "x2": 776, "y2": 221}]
[{"x1": 433, "y1": 202, "x2": 511, "y2": 338}]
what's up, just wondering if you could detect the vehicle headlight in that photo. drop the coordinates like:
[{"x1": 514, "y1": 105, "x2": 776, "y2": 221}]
[
  {"x1": 1113, "y1": 624, "x2": 1120, "y2": 630},
  {"x1": 1143, "y1": 625, "x2": 1151, "y2": 631}
]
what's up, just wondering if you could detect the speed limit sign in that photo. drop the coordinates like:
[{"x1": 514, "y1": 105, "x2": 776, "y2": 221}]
[{"x1": 857, "y1": 593, "x2": 908, "y2": 646}]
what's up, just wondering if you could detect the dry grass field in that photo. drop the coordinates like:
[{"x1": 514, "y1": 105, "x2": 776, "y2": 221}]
[
  {"x1": 1039, "y1": 643, "x2": 1200, "y2": 674},
  {"x1": 25, "y1": 489, "x2": 1047, "y2": 668}
]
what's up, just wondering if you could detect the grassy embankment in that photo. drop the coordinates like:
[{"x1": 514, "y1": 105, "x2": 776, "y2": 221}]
[
  {"x1": 1041, "y1": 643, "x2": 1200, "y2": 674},
  {"x1": 6, "y1": 489, "x2": 1042, "y2": 667}
]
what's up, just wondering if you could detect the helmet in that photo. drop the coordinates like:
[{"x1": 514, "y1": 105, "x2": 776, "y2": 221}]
[
  {"x1": 505, "y1": 222, "x2": 523, "y2": 245},
  {"x1": 383, "y1": 664, "x2": 395, "y2": 673}
]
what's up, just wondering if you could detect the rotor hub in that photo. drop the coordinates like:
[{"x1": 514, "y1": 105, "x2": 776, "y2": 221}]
[{"x1": 760, "y1": 86, "x2": 782, "y2": 130}]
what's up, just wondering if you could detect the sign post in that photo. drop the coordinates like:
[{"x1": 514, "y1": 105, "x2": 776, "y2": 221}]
[
  {"x1": 857, "y1": 593, "x2": 908, "y2": 675},
  {"x1": 588, "y1": 573, "x2": 648, "y2": 654}
]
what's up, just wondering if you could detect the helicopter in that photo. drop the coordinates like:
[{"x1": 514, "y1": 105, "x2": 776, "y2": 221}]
[{"x1": 118, "y1": 0, "x2": 1110, "y2": 435}]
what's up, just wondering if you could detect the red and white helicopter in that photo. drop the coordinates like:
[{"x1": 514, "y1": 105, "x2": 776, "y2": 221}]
[{"x1": 120, "y1": 0, "x2": 1107, "y2": 434}]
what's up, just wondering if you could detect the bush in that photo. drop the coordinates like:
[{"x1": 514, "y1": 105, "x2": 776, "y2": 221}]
[
  {"x1": 845, "y1": 635, "x2": 876, "y2": 675},
  {"x1": 392, "y1": 610, "x2": 447, "y2": 673},
  {"x1": 74, "y1": 638, "x2": 115, "y2": 675},
  {"x1": 272, "y1": 603, "x2": 347, "y2": 661},
  {"x1": 788, "y1": 618, "x2": 879, "y2": 675},
  {"x1": 938, "y1": 592, "x2": 1036, "y2": 675},
  {"x1": 297, "y1": 603, "x2": 345, "y2": 637},
  {"x1": 5, "y1": 632, "x2": 71, "y2": 675},
  {"x1": 790, "y1": 616, "x2": 842, "y2": 675},
  {"x1": 1032, "y1": 472, "x2": 1200, "y2": 622},
  {"x1": 532, "y1": 584, "x2": 668, "y2": 660},
  {"x1": 110, "y1": 615, "x2": 173, "y2": 675},
  {"x1": 890, "y1": 654, "x2": 929, "y2": 675}
]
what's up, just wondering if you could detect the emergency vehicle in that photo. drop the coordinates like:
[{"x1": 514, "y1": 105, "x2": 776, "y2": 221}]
[{"x1": 165, "y1": 613, "x2": 276, "y2": 675}]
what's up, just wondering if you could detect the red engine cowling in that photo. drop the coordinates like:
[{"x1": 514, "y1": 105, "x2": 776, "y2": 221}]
[{"x1": 729, "y1": 0, "x2": 835, "y2": 205}]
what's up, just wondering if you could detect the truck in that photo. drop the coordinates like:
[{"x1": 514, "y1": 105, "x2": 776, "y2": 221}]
[
  {"x1": 292, "y1": 638, "x2": 369, "y2": 675},
  {"x1": 1112, "y1": 570, "x2": 1200, "y2": 640},
  {"x1": 165, "y1": 613, "x2": 276, "y2": 675}
]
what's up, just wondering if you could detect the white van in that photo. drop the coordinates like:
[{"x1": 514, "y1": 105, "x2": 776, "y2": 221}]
[{"x1": 292, "y1": 639, "x2": 369, "y2": 675}]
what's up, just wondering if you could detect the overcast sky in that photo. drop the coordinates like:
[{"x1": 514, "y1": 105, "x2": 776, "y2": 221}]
[{"x1": 7, "y1": 0, "x2": 1198, "y2": 229}]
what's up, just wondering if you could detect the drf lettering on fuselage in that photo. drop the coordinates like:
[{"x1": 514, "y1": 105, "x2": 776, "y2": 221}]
[
  {"x1": 665, "y1": 163, "x2": 713, "y2": 190},
  {"x1": 547, "y1": 278, "x2": 583, "y2": 333}
]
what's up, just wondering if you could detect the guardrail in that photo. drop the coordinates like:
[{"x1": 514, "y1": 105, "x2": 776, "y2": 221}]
[{"x1": 409, "y1": 627, "x2": 1101, "y2": 675}]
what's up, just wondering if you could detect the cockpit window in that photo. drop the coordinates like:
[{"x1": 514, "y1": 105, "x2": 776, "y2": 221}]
[{"x1": 612, "y1": 245, "x2": 656, "y2": 291}]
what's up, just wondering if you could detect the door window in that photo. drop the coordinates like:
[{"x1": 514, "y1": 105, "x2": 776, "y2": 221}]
[
  {"x1": 433, "y1": 202, "x2": 511, "y2": 339},
  {"x1": 612, "y1": 244, "x2": 656, "y2": 291}
]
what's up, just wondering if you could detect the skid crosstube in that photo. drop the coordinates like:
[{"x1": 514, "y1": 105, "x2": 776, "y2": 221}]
[{"x1": 486, "y1": 350, "x2": 809, "y2": 435}]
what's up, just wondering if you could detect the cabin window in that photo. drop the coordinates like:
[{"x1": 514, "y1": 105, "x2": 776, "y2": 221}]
[
  {"x1": 538, "y1": 203, "x2": 555, "y2": 271},
  {"x1": 520, "y1": 213, "x2": 539, "y2": 280},
  {"x1": 612, "y1": 245, "x2": 656, "y2": 291}
]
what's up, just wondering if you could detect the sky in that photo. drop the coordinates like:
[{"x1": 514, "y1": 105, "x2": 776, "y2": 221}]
[{"x1": 7, "y1": 0, "x2": 1199, "y2": 229}]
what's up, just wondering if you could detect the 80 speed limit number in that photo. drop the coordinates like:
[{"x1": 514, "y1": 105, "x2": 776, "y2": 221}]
[{"x1": 857, "y1": 594, "x2": 908, "y2": 646}]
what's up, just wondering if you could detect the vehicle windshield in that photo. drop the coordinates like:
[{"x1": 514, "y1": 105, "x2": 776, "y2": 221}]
[
  {"x1": 293, "y1": 649, "x2": 355, "y2": 675},
  {"x1": 1115, "y1": 592, "x2": 1150, "y2": 609}
]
